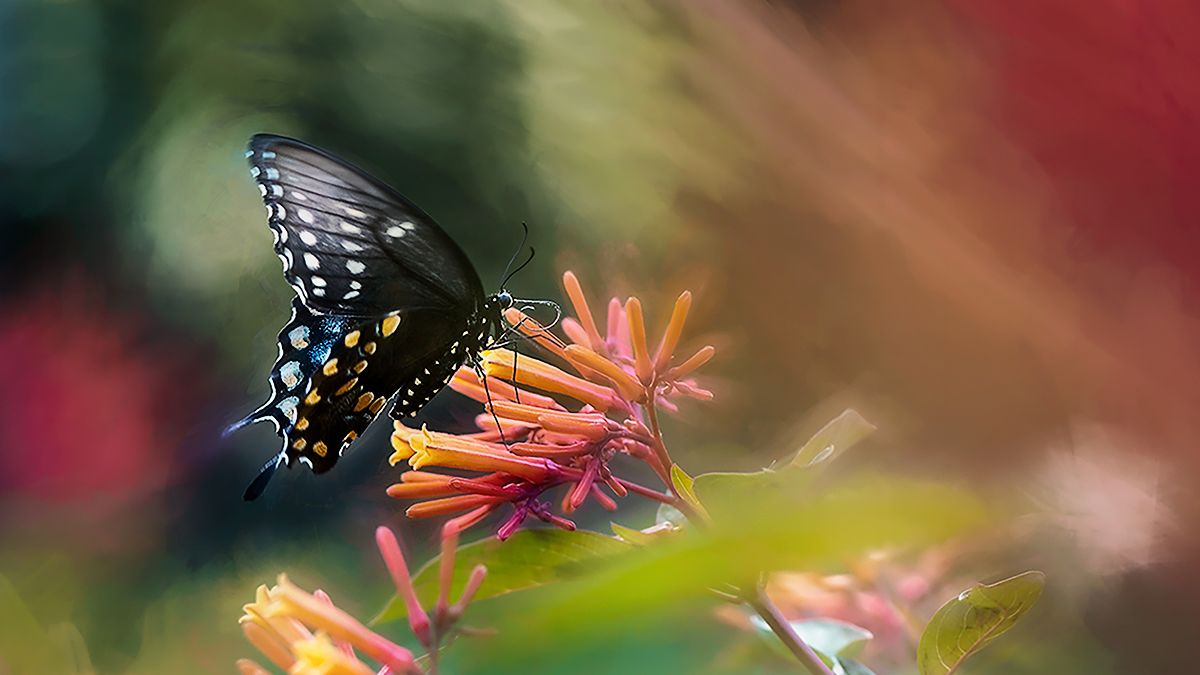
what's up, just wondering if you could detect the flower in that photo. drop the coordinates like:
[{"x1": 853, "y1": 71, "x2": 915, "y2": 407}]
[
  {"x1": 388, "y1": 271, "x2": 715, "y2": 538},
  {"x1": 239, "y1": 574, "x2": 417, "y2": 675},
  {"x1": 238, "y1": 525, "x2": 487, "y2": 675}
]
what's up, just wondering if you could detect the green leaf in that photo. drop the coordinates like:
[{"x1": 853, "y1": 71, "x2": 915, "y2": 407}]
[
  {"x1": 670, "y1": 464, "x2": 704, "y2": 512},
  {"x1": 917, "y1": 571, "x2": 1045, "y2": 675},
  {"x1": 692, "y1": 469, "x2": 795, "y2": 521},
  {"x1": 373, "y1": 529, "x2": 630, "y2": 625},
  {"x1": 785, "y1": 409, "x2": 876, "y2": 469},
  {"x1": 693, "y1": 410, "x2": 877, "y2": 522},
  {"x1": 611, "y1": 523, "x2": 655, "y2": 546},
  {"x1": 669, "y1": 463, "x2": 711, "y2": 522},
  {"x1": 480, "y1": 477, "x2": 987, "y2": 659}
]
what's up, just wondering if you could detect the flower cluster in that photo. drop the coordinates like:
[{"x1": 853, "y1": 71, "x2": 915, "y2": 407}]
[
  {"x1": 238, "y1": 525, "x2": 486, "y2": 675},
  {"x1": 388, "y1": 271, "x2": 714, "y2": 538}
]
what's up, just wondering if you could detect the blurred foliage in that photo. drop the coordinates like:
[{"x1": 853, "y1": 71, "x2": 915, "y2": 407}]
[
  {"x1": 375, "y1": 529, "x2": 631, "y2": 623},
  {"x1": 0, "y1": 0, "x2": 1185, "y2": 673}
]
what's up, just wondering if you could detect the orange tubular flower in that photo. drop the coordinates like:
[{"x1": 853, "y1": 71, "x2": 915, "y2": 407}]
[
  {"x1": 482, "y1": 348, "x2": 619, "y2": 412},
  {"x1": 239, "y1": 525, "x2": 490, "y2": 674},
  {"x1": 388, "y1": 271, "x2": 716, "y2": 539},
  {"x1": 239, "y1": 574, "x2": 419, "y2": 675},
  {"x1": 406, "y1": 426, "x2": 553, "y2": 482}
]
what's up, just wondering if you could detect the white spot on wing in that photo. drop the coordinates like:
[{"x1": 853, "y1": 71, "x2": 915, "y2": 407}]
[
  {"x1": 278, "y1": 396, "x2": 299, "y2": 423},
  {"x1": 250, "y1": 166, "x2": 260, "y2": 177},
  {"x1": 280, "y1": 361, "x2": 302, "y2": 389},
  {"x1": 266, "y1": 168, "x2": 279, "y2": 180},
  {"x1": 342, "y1": 241, "x2": 363, "y2": 252},
  {"x1": 344, "y1": 290, "x2": 360, "y2": 299},
  {"x1": 305, "y1": 253, "x2": 320, "y2": 271},
  {"x1": 344, "y1": 206, "x2": 366, "y2": 218},
  {"x1": 271, "y1": 184, "x2": 283, "y2": 198},
  {"x1": 400, "y1": 221, "x2": 415, "y2": 231},
  {"x1": 288, "y1": 326, "x2": 310, "y2": 348},
  {"x1": 262, "y1": 151, "x2": 276, "y2": 159},
  {"x1": 292, "y1": 191, "x2": 308, "y2": 201},
  {"x1": 385, "y1": 226, "x2": 405, "y2": 238},
  {"x1": 298, "y1": 209, "x2": 315, "y2": 224},
  {"x1": 313, "y1": 287, "x2": 326, "y2": 297},
  {"x1": 339, "y1": 221, "x2": 359, "y2": 234},
  {"x1": 350, "y1": 281, "x2": 362, "y2": 290},
  {"x1": 258, "y1": 184, "x2": 267, "y2": 197},
  {"x1": 346, "y1": 260, "x2": 366, "y2": 274},
  {"x1": 311, "y1": 276, "x2": 326, "y2": 287},
  {"x1": 299, "y1": 231, "x2": 318, "y2": 246}
]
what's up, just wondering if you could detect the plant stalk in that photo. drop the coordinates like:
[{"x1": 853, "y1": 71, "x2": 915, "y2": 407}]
[{"x1": 746, "y1": 586, "x2": 838, "y2": 675}]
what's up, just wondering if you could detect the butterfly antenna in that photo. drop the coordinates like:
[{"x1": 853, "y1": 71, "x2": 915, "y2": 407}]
[{"x1": 499, "y1": 223, "x2": 531, "y2": 289}]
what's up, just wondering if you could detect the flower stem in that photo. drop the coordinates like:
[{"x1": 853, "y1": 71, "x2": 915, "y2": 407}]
[
  {"x1": 643, "y1": 391, "x2": 677, "y2": 491},
  {"x1": 745, "y1": 585, "x2": 838, "y2": 675},
  {"x1": 612, "y1": 478, "x2": 676, "y2": 504}
]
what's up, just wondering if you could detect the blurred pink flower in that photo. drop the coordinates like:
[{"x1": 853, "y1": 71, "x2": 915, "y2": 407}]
[{"x1": 0, "y1": 274, "x2": 189, "y2": 503}]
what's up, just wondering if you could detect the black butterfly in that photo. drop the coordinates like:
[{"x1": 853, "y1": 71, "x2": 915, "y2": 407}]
[{"x1": 228, "y1": 134, "x2": 515, "y2": 501}]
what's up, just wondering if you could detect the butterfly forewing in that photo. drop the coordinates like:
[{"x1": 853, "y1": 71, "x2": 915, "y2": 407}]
[{"x1": 248, "y1": 134, "x2": 485, "y2": 316}]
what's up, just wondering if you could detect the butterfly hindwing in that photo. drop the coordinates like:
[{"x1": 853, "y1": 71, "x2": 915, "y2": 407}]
[
  {"x1": 230, "y1": 298, "x2": 358, "y2": 437},
  {"x1": 279, "y1": 305, "x2": 490, "y2": 472},
  {"x1": 247, "y1": 134, "x2": 485, "y2": 317}
]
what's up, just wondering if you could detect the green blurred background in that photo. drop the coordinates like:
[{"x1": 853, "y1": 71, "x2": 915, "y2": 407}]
[{"x1": 3, "y1": 0, "x2": 1200, "y2": 673}]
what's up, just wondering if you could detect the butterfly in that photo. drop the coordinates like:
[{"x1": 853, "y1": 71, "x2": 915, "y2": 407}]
[{"x1": 228, "y1": 134, "x2": 516, "y2": 501}]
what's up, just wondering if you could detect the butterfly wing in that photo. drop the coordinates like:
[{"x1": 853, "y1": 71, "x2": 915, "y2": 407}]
[
  {"x1": 233, "y1": 135, "x2": 502, "y2": 498},
  {"x1": 247, "y1": 133, "x2": 485, "y2": 315},
  {"x1": 232, "y1": 297, "x2": 488, "y2": 471}
]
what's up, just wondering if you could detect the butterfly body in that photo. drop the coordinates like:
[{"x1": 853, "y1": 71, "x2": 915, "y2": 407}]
[{"x1": 231, "y1": 134, "x2": 509, "y2": 499}]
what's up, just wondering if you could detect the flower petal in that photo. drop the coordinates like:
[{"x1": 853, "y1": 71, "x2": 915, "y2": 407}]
[
  {"x1": 291, "y1": 632, "x2": 375, "y2": 675},
  {"x1": 626, "y1": 297, "x2": 654, "y2": 385},
  {"x1": 654, "y1": 291, "x2": 692, "y2": 375},
  {"x1": 667, "y1": 345, "x2": 714, "y2": 380},
  {"x1": 483, "y1": 349, "x2": 618, "y2": 411},
  {"x1": 407, "y1": 494, "x2": 504, "y2": 519},
  {"x1": 562, "y1": 271, "x2": 604, "y2": 350},
  {"x1": 563, "y1": 344, "x2": 646, "y2": 403}
]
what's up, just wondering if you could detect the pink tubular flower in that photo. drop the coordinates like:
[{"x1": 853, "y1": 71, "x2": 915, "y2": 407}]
[
  {"x1": 239, "y1": 525, "x2": 488, "y2": 675},
  {"x1": 388, "y1": 271, "x2": 715, "y2": 538},
  {"x1": 238, "y1": 574, "x2": 418, "y2": 675}
]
